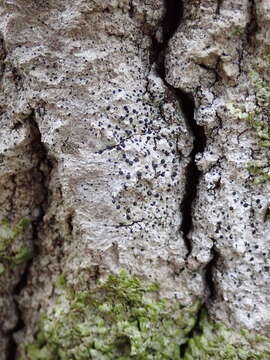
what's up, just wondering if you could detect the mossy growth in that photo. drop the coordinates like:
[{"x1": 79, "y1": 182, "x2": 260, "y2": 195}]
[
  {"x1": 228, "y1": 55, "x2": 270, "y2": 184},
  {"x1": 0, "y1": 217, "x2": 31, "y2": 275},
  {"x1": 26, "y1": 269, "x2": 200, "y2": 360},
  {"x1": 183, "y1": 309, "x2": 270, "y2": 360},
  {"x1": 228, "y1": 25, "x2": 244, "y2": 37},
  {"x1": 26, "y1": 270, "x2": 270, "y2": 360}
]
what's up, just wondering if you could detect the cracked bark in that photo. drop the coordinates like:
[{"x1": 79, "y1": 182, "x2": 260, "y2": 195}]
[
  {"x1": 178, "y1": 91, "x2": 206, "y2": 257},
  {"x1": 155, "y1": 0, "x2": 208, "y2": 283},
  {"x1": 204, "y1": 246, "x2": 219, "y2": 300},
  {"x1": 156, "y1": 3, "x2": 214, "y2": 352},
  {"x1": 1, "y1": 0, "x2": 270, "y2": 357},
  {"x1": 165, "y1": 0, "x2": 270, "y2": 335},
  {"x1": 2, "y1": 0, "x2": 211, "y2": 355},
  {"x1": 4, "y1": 113, "x2": 53, "y2": 360},
  {"x1": 246, "y1": 0, "x2": 258, "y2": 44}
]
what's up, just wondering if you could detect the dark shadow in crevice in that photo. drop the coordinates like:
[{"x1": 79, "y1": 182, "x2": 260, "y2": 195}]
[
  {"x1": 150, "y1": 0, "x2": 183, "y2": 66},
  {"x1": 163, "y1": 0, "x2": 183, "y2": 44},
  {"x1": 179, "y1": 305, "x2": 204, "y2": 357},
  {"x1": 6, "y1": 112, "x2": 53, "y2": 360},
  {"x1": 204, "y1": 246, "x2": 219, "y2": 300},
  {"x1": 177, "y1": 90, "x2": 206, "y2": 255},
  {"x1": 6, "y1": 307, "x2": 24, "y2": 360},
  {"x1": 151, "y1": 0, "x2": 207, "y2": 255},
  {"x1": 246, "y1": 0, "x2": 258, "y2": 44},
  {"x1": 216, "y1": 0, "x2": 224, "y2": 15}
]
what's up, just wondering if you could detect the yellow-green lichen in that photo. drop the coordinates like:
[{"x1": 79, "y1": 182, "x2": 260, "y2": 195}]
[
  {"x1": 228, "y1": 26, "x2": 244, "y2": 37},
  {"x1": 0, "y1": 217, "x2": 31, "y2": 275},
  {"x1": 26, "y1": 270, "x2": 270, "y2": 360},
  {"x1": 183, "y1": 310, "x2": 270, "y2": 360},
  {"x1": 26, "y1": 269, "x2": 200, "y2": 360},
  {"x1": 228, "y1": 56, "x2": 270, "y2": 184}
]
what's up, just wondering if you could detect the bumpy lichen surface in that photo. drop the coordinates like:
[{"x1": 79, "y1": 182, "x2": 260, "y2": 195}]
[
  {"x1": 26, "y1": 270, "x2": 200, "y2": 360},
  {"x1": 183, "y1": 310, "x2": 270, "y2": 360},
  {"x1": 0, "y1": 217, "x2": 31, "y2": 275},
  {"x1": 229, "y1": 56, "x2": 270, "y2": 184},
  {"x1": 26, "y1": 270, "x2": 270, "y2": 360}
]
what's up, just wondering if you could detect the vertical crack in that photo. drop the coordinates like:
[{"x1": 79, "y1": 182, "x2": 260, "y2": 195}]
[
  {"x1": 151, "y1": 1, "x2": 212, "y2": 354},
  {"x1": 216, "y1": 0, "x2": 224, "y2": 15},
  {"x1": 151, "y1": 0, "x2": 206, "y2": 255},
  {"x1": 162, "y1": 0, "x2": 183, "y2": 44},
  {"x1": 246, "y1": 0, "x2": 258, "y2": 44},
  {"x1": 204, "y1": 246, "x2": 219, "y2": 300},
  {"x1": 0, "y1": 35, "x2": 7, "y2": 82},
  {"x1": 150, "y1": 0, "x2": 183, "y2": 71},
  {"x1": 178, "y1": 91, "x2": 206, "y2": 255},
  {"x1": 6, "y1": 111, "x2": 53, "y2": 360},
  {"x1": 179, "y1": 305, "x2": 204, "y2": 357}
]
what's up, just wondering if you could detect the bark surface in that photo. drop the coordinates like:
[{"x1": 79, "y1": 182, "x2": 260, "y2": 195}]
[{"x1": 0, "y1": 0, "x2": 269, "y2": 358}]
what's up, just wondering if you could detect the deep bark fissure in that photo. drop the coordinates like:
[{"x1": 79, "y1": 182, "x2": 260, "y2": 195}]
[
  {"x1": 4, "y1": 1, "x2": 221, "y2": 356},
  {"x1": 150, "y1": 0, "x2": 183, "y2": 69},
  {"x1": 162, "y1": 0, "x2": 183, "y2": 44},
  {"x1": 6, "y1": 112, "x2": 53, "y2": 360},
  {"x1": 128, "y1": 0, "x2": 134, "y2": 18},
  {"x1": 204, "y1": 245, "x2": 219, "y2": 300},
  {"x1": 151, "y1": 1, "x2": 212, "y2": 356},
  {"x1": 216, "y1": 0, "x2": 224, "y2": 15},
  {"x1": 246, "y1": 0, "x2": 258, "y2": 44},
  {"x1": 152, "y1": 0, "x2": 206, "y2": 255},
  {"x1": 177, "y1": 90, "x2": 206, "y2": 255},
  {"x1": 179, "y1": 305, "x2": 204, "y2": 357}
]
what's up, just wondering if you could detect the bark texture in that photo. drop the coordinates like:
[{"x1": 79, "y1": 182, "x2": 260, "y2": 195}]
[{"x1": 0, "y1": 0, "x2": 269, "y2": 358}]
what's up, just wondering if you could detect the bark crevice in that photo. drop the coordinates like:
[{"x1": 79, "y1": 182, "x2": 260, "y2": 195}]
[
  {"x1": 178, "y1": 90, "x2": 206, "y2": 256},
  {"x1": 152, "y1": 0, "x2": 207, "y2": 256},
  {"x1": 204, "y1": 245, "x2": 219, "y2": 301},
  {"x1": 216, "y1": 0, "x2": 224, "y2": 15},
  {"x1": 6, "y1": 112, "x2": 53, "y2": 360},
  {"x1": 152, "y1": 5, "x2": 216, "y2": 355},
  {"x1": 246, "y1": 0, "x2": 258, "y2": 44}
]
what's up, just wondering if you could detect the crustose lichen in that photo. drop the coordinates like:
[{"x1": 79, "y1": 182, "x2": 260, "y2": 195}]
[
  {"x1": 228, "y1": 55, "x2": 270, "y2": 184},
  {"x1": 25, "y1": 269, "x2": 270, "y2": 359},
  {"x1": 26, "y1": 269, "x2": 200, "y2": 360}
]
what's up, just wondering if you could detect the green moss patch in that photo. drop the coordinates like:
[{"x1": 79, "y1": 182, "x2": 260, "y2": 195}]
[
  {"x1": 228, "y1": 55, "x2": 270, "y2": 184},
  {"x1": 26, "y1": 270, "x2": 270, "y2": 360},
  {"x1": 26, "y1": 269, "x2": 200, "y2": 360},
  {"x1": 183, "y1": 310, "x2": 270, "y2": 360},
  {"x1": 0, "y1": 217, "x2": 31, "y2": 275}
]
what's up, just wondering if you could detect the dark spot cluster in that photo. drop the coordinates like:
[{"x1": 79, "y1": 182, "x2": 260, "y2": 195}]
[{"x1": 86, "y1": 87, "x2": 186, "y2": 241}]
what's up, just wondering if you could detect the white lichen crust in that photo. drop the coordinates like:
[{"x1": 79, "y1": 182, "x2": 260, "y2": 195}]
[
  {"x1": 0, "y1": 0, "x2": 269, "y2": 358},
  {"x1": 166, "y1": 0, "x2": 270, "y2": 334}
]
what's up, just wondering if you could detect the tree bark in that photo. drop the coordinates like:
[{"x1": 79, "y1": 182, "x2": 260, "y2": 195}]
[{"x1": 0, "y1": 0, "x2": 269, "y2": 358}]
